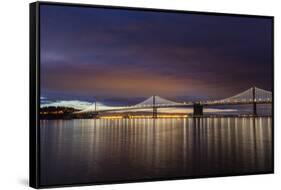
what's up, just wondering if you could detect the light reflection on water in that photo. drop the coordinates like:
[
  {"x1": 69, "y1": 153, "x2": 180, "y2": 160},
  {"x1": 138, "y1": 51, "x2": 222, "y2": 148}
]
[{"x1": 40, "y1": 117, "x2": 272, "y2": 186}]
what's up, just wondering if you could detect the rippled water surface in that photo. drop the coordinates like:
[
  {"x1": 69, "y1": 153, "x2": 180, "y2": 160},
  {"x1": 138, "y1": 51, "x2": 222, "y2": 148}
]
[{"x1": 40, "y1": 117, "x2": 273, "y2": 186}]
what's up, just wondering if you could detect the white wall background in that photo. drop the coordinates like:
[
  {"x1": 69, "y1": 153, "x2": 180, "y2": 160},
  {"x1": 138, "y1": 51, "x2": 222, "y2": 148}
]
[{"x1": 0, "y1": 0, "x2": 279, "y2": 189}]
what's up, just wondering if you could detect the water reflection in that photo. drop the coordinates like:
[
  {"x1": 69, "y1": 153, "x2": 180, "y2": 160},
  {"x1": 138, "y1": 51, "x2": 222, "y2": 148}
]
[{"x1": 40, "y1": 117, "x2": 272, "y2": 186}]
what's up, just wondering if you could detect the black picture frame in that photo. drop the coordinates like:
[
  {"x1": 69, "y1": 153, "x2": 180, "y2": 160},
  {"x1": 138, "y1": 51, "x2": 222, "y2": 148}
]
[{"x1": 30, "y1": 1, "x2": 274, "y2": 188}]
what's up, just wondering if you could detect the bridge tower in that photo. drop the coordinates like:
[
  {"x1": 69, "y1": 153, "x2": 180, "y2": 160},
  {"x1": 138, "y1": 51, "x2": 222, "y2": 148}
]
[
  {"x1": 252, "y1": 87, "x2": 257, "y2": 116},
  {"x1": 93, "y1": 101, "x2": 99, "y2": 118},
  {"x1": 152, "y1": 95, "x2": 157, "y2": 119},
  {"x1": 193, "y1": 103, "x2": 203, "y2": 116}
]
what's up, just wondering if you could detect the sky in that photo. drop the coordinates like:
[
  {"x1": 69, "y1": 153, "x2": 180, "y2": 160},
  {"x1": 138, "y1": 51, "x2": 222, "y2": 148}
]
[{"x1": 40, "y1": 4, "x2": 273, "y2": 106}]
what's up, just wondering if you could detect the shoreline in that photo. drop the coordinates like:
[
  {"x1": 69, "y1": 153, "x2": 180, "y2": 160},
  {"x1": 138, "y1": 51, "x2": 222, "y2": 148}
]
[{"x1": 39, "y1": 115, "x2": 272, "y2": 120}]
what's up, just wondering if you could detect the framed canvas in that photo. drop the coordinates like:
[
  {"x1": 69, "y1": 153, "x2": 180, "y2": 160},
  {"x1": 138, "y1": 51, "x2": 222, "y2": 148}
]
[{"x1": 29, "y1": 1, "x2": 274, "y2": 188}]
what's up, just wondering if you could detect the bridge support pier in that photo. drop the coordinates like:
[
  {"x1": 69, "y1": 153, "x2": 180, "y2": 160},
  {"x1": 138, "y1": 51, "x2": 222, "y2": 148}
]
[
  {"x1": 92, "y1": 112, "x2": 99, "y2": 119},
  {"x1": 152, "y1": 107, "x2": 157, "y2": 118},
  {"x1": 253, "y1": 102, "x2": 257, "y2": 116},
  {"x1": 193, "y1": 103, "x2": 203, "y2": 116},
  {"x1": 152, "y1": 95, "x2": 158, "y2": 118}
]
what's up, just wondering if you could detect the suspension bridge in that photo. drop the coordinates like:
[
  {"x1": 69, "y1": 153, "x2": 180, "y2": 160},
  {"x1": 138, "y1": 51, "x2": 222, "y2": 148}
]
[{"x1": 75, "y1": 87, "x2": 272, "y2": 118}]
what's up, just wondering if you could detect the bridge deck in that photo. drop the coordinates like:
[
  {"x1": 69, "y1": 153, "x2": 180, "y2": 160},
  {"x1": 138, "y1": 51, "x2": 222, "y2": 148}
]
[{"x1": 77, "y1": 101, "x2": 272, "y2": 114}]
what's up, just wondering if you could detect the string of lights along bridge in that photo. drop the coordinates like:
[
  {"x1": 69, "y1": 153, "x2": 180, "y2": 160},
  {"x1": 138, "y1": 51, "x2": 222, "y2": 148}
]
[{"x1": 76, "y1": 87, "x2": 272, "y2": 117}]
